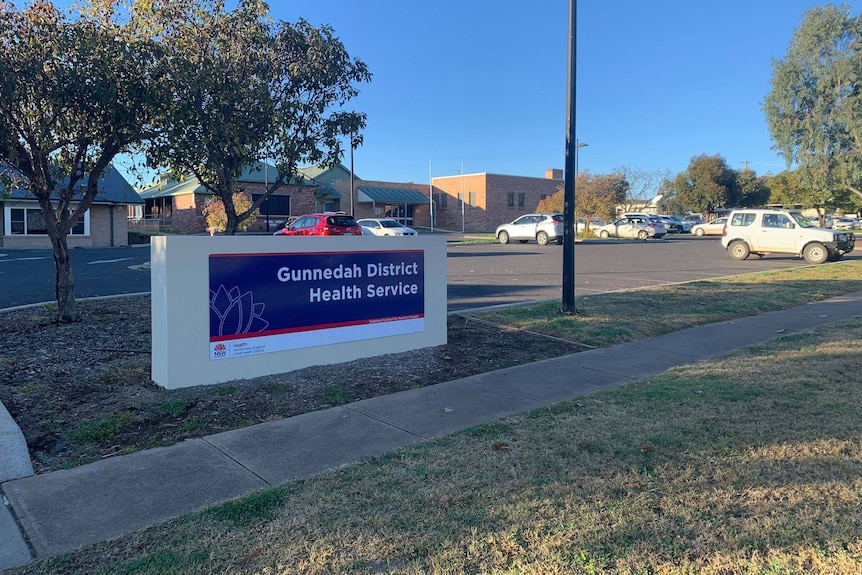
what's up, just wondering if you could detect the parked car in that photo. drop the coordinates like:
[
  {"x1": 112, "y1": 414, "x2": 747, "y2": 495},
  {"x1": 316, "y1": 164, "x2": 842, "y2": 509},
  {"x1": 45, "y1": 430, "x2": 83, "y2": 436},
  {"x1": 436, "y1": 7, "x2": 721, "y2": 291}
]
[
  {"x1": 721, "y1": 208, "x2": 855, "y2": 264},
  {"x1": 623, "y1": 213, "x2": 668, "y2": 231},
  {"x1": 658, "y1": 215, "x2": 682, "y2": 233},
  {"x1": 496, "y1": 213, "x2": 564, "y2": 245},
  {"x1": 806, "y1": 215, "x2": 834, "y2": 228},
  {"x1": 668, "y1": 215, "x2": 691, "y2": 233},
  {"x1": 357, "y1": 218, "x2": 417, "y2": 236},
  {"x1": 690, "y1": 217, "x2": 728, "y2": 236},
  {"x1": 576, "y1": 217, "x2": 604, "y2": 235},
  {"x1": 596, "y1": 216, "x2": 665, "y2": 240},
  {"x1": 273, "y1": 212, "x2": 363, "y2": 236},
  {"x1": 833, "y1": 216, "x2": 861, "y2": 230}
]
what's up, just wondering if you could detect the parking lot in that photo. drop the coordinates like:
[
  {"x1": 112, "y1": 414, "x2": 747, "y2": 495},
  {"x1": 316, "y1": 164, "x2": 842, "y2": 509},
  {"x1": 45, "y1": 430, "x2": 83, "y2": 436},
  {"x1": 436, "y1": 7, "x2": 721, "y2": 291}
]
[{"x1": 1, "y1": 235, "x2": 856, "y2": 311}]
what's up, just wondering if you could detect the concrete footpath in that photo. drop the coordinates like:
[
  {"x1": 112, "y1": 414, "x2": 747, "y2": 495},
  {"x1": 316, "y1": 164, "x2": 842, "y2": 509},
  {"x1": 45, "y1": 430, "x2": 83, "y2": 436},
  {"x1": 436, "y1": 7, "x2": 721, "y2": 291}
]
[{"x1": 2, "y1": 292, "x2": 862, "y2": 570}]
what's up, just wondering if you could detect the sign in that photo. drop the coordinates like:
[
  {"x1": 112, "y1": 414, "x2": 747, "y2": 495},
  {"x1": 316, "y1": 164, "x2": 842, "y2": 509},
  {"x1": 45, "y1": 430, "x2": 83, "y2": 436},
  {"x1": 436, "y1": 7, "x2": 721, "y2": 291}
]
[{"x1": 208, "y1": 250, "x2": 424, "y2": 359}]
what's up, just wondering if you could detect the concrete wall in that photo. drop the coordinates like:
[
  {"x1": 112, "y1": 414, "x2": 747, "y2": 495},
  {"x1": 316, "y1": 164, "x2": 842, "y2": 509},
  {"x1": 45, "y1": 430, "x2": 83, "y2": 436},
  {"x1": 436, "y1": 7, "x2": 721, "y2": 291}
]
[{"x1": 151, "y1": 235, "x2": 448, "y2": 389}]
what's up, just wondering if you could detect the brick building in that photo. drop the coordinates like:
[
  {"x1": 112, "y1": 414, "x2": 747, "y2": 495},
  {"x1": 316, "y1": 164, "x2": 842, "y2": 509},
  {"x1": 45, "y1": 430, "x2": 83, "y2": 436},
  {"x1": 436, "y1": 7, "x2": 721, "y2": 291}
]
[
  {"x1": 136, "y1": 162, "x2": 342, "y2": 234},
  {"x1": 430, "y1": 169, "x2": 564, "y2": 232},
  {"x1": 1, "y1": 165, "x2": 143, "y2": 249},
  {"x1": 136, "y1": 162, "x2": 567, "y2": 235}
]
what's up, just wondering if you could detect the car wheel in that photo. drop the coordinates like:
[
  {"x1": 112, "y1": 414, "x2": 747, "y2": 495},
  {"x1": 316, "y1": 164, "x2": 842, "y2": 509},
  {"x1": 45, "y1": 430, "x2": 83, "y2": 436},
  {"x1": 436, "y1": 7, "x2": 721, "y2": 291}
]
[
  {"x1": 498, "y1": 231, "x2": 510, "y2": 245},
  {"x1": 803, "y1": 242, "x2": 828, "y2": 264},
  {"x1": 694, "y1": 228, "x2": 705, "y2": 236},
  {"x1": 826, "y1": 252, "x2": 842, "y2": 262},
  {"x1": 727, "y1": 240, "x2": 750, "y2": 260},
  {"x1": 637, "y1": 230, "x2": 648, "y2": 240},
  {"x1": 556, "y1": 238, "x2": 563, "y2": 245},
  {"x1": 599, "y1": 230, "x2": 610, "y2": 238},
  {"x1": 536, "y1": 231, "x2": 549, "y2": 246}
]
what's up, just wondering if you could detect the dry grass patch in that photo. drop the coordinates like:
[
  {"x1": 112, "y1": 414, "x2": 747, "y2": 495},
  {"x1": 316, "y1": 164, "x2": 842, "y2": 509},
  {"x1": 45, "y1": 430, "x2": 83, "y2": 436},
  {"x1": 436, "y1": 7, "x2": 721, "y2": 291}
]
[
  {"x1": 469, "y1": 261, "x2": 862, "y2": 345},
  {"x1": 17, "y1": 318, "x2": 862, "y2": 575}
]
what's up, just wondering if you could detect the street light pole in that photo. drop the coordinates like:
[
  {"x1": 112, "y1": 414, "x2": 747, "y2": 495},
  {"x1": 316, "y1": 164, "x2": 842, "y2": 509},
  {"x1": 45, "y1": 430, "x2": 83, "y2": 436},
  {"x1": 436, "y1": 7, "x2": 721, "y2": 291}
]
[
  {"x1": 349, "y1": 133, "x2": 356, "y2": 215},
  {"x1": 561, "y1": 0, "x2": 578, "y2": 314}
]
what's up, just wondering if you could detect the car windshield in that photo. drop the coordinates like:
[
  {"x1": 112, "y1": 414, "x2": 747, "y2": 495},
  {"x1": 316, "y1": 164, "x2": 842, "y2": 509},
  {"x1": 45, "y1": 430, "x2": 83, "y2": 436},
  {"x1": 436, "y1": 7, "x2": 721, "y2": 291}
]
[
  {"x1": 551, "y1": 214, "x2": 564, "y2": 222},
  {"x1": 789, "y1": 212, "x2": 814, "y2": 228},
  {"x1": 379, "y1": 220, "x2": 403, "y2": 228}
]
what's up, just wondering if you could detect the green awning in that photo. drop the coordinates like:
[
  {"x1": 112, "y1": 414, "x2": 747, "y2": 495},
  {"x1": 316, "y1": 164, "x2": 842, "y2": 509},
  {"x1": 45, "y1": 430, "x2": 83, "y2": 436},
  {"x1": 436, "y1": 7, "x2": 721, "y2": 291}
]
[{"x1": 357, "y1": 186, "x2": 429, "y2": 204}]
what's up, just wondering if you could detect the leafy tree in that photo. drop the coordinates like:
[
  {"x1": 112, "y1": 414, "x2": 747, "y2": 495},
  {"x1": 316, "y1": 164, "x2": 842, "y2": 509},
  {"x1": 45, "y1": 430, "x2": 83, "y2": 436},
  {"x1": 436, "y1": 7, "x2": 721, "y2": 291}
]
[
  {"x1": 764, "y1": 4, "x2": 862, "y2": 210},
  {"x1": 535, "y1": 172, "x2": 627, "y2": 235},
  {"x1": 670, "y1": 154, "x2": 736, "y2": 215},
  {"x1": 139, "y1": 0, "x2": 371, "y2": 234},
  {"x1": 735, "y1": 168, "x2": 771, "y2": 208},
  {"x1": 535, "y1": 185, "x2": 563, "y2": 213},
  {"x1": 0, "y1": 1, "x2": 162, "y2": 322},
  {"x1": 578, "y1": 172, "x2": 628, "y2": 230},
  {"x1": 202, "y1": 192, "x2": 259, "y2": 233}
]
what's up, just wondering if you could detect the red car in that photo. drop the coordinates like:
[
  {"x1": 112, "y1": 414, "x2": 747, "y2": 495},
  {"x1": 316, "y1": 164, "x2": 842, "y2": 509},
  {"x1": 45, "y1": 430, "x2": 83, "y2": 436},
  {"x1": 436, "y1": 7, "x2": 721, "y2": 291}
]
[{"x1": 273, "y1": 212, "x2": 363, "y2": 237}]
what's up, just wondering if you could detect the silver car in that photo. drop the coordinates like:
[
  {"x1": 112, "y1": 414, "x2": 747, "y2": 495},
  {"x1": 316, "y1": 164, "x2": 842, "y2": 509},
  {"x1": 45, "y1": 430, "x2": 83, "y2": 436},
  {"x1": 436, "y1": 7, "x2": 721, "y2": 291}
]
[
  {"x1": 597, "y1": 216, "x2": 666, "y2": 240},
  {"x1": 833, "y1": 216, "x2": 861, "y2": 230},
  {"x1": 496, "y1": 213, "x2": 564, "y2": 245}
]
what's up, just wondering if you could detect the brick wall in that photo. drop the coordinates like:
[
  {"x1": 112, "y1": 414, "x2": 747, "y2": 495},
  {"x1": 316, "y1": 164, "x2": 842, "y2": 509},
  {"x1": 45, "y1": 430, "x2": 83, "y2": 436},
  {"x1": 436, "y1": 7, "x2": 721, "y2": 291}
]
[
  {"x1": 88, "y1": 205, "x2": 130, "y2": 247},
  {"x1": 432, "y1": 172, "x2": 563, "y2": 232},
  {"x1": 1, "y1": 202, "x2": 132, "y2": 248}
]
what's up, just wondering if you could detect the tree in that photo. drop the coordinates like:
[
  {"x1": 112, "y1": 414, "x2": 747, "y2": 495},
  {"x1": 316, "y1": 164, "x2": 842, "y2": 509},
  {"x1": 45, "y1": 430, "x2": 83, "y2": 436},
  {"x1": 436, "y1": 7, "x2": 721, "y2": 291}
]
[
  {"x1": 0, "y1": 1, "x2": 163, "y2": 322},
  {"x1": 764, "y1": 4, "x2": 862, "y2": 210},
  {"x1": 140, "y1": 0, "x2": 371, "y2": 234},
  {"x1": 535, "y1": 172, "x2": 627, "y2": 235},
  {"x1": 615, "y1": 165, "x2": 671, "y2": 213},
  {"x1": 202, "y1": 192, "x2": 259, "y2": 233},
  {"x1": 535, "y1": 185, "x2": 563, "y2": 213},
  {"x1": 735, "y1": 168, "x2": 770, "y2": 208},
  {"x1": 670, "y1": 154, "x2": 736, "y2": 216},
  {"x1": 577, "y1": 172, "x2": 628, "y2": 231}
]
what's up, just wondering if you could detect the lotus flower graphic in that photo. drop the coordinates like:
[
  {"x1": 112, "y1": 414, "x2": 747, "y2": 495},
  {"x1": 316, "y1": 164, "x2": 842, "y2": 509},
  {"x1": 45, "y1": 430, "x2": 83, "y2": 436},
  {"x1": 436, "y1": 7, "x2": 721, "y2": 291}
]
[{"x1": 210, "y1": 285, "x2": 270, "y2": 337}]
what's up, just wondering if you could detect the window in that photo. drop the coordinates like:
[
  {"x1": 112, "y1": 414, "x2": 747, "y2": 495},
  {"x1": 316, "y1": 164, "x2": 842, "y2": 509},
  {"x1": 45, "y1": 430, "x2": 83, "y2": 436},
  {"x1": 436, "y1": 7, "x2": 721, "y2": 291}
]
[
  {"x1": 469, "y1": 191, "x2": 477, "y2": 206},
  {"x1": 434, "y1": 193, "x2": 448, "y2": 210},
  {"x1": 457, "y1": 192, "x2": 464, "y2": 208},
  {"x1": 251, "y1": 194, "x2": 291, "y2": 216},
  {"x1": 517, "y1": 193, "x2": 525, "y2": 208},
  {"x1": 731, "y1": 212, "x2": 756, "y2": 227},
  {"x1": 507, "y1": 192, "x2": 515, "y2": 208},
  {"x1": 5, "y1": 206, "x2": 89, "y2": 236}
]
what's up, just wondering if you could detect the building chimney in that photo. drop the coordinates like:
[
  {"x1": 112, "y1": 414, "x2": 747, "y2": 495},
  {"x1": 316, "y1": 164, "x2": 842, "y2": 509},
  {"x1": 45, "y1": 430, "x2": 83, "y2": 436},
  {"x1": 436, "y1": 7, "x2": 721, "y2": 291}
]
[{"x1": 545, "y1": 168, "x2": 563, "y2": 180}]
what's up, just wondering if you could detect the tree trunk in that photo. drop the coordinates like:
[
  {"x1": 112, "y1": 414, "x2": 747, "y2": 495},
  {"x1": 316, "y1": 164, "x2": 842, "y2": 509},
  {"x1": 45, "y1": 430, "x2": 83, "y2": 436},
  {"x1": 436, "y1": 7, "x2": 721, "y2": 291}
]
[{"x1": 50, "y1": 231, "x2": 78, "y2": 323}]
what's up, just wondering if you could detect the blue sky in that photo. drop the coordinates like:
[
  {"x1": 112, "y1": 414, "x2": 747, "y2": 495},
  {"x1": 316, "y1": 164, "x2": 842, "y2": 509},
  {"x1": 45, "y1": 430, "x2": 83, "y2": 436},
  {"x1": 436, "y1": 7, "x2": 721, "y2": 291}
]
[
  {"x1": 270, "y1": 0, "x2": 862, "y2": 186},
  {"x1": 49, "y1": 1, "x2": 860, "y2": 187}
]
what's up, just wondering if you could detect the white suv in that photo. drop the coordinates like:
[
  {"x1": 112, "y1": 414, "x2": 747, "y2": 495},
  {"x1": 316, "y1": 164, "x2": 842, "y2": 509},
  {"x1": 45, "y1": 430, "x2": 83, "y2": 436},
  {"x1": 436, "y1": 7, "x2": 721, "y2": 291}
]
[
  {"x1": 496, "y1": 213, "x2": 564, "y2": 245},
  {"x1": 721, "y1": 208, "x2": 855, "y2": 264}
]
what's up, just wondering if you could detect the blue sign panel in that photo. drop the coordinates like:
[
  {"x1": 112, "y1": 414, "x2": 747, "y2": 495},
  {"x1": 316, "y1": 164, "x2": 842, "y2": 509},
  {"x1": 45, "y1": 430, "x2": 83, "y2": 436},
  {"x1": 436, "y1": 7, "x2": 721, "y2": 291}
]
[{"x1": 208, "y1": 250, "x2": 425, "y2": 359}]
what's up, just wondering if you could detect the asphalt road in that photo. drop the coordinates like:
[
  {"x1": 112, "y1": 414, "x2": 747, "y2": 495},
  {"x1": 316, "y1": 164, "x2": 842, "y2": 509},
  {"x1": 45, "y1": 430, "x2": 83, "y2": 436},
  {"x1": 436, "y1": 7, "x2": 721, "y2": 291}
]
[
  {"x1": 1, "y1": 236, "x2": 855, "y2": 311},
  {"x1": 445, "y1": 235, "x2": 860, "y2": 310}
]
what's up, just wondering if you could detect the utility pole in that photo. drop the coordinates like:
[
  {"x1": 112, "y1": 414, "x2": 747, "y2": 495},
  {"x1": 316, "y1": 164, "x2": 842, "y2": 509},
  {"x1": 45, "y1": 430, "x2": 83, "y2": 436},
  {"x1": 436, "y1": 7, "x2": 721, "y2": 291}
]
[{"x1": 561, "y1": 0, "x2": 578, "y2": 314}]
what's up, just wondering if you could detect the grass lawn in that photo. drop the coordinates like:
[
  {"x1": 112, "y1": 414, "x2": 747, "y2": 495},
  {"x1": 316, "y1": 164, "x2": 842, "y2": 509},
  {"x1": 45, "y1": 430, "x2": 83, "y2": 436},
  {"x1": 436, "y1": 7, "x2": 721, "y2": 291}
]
[{"x1": 13, "y1": 263, "x2": 862, "y2": 575}]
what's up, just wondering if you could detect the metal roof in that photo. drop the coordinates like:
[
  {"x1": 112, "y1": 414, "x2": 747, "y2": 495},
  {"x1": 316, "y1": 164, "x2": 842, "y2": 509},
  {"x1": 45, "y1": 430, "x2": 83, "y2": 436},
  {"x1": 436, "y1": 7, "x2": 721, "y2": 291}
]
[
  {"x1": 137, "y1": 161, "x2": 315, "y2": 199},
  {"x1": 357, "y1": 186, "x2": 429, "y2": 204},
  {"x1": 2, "y1": 165, "x2": 143, "y2": 205}
]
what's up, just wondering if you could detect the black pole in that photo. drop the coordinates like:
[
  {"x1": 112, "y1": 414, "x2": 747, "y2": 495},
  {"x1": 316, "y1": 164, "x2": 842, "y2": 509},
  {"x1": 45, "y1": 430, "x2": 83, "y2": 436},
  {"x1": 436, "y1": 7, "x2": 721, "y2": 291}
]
[{"x1": 561, "y1": 0, "x2": 577, "y2": 313}]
